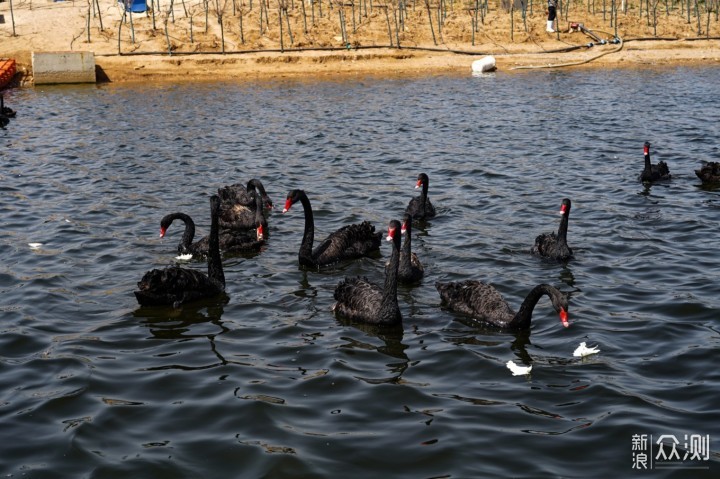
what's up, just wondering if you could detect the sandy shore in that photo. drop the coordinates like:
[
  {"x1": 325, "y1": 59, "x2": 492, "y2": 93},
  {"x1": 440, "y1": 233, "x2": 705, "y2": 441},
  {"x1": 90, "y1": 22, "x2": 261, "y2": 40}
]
[
  {"x1": 1, "y1": 0, "x2": 719, "y2": 84},
  {"x1": 90, "y1": 39, "x2": 720, "y2": 84}
]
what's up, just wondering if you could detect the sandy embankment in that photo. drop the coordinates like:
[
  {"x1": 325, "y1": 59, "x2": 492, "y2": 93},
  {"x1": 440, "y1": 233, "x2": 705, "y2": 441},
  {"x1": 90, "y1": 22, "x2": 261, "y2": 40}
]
[{"x1": 0, "y1": 0, "x2": 719, "y2": 84}]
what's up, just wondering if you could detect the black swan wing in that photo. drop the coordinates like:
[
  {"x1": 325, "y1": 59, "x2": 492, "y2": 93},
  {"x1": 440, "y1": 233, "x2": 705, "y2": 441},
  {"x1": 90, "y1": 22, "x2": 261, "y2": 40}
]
[
  {"x1": 436, "y1": 280, "x2": 514, "y2": 323},
  {"x1": 312, "y1": 221, "x2": 381, "y2": 264},
  {"x1": 333, "y1": 276, "x2": 384, "y2": 322}
]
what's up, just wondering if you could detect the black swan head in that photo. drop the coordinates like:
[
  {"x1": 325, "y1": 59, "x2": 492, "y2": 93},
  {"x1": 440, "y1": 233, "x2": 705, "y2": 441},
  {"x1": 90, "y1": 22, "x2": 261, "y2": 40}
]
[
  {"x1": 416, "y1": 173, "x2": 429, "y2": 192},
  {"x1": 559, "y1": 198, "x2": 571, "y2": 216},
  {"x1": 282, "y1": 189, "x2": 303, "y2": 214}
]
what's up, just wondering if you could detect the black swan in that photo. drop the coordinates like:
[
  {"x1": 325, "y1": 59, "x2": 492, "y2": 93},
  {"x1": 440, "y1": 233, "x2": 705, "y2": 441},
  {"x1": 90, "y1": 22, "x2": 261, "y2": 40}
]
[
  {"x1": 282, "y1": 189, "x2": 382, "y2": 268},
  {"x1": 405, "y1": 173, "x2": 436, "y2": 220},
  {"x1": 135, "y1": 195, "x2": 226, "y2": 307},
  {"x1": 0, "y1": 94, "x2": 16, "y2": 118},
  {"x1": 332, "y1": 219, "x2": 402, "y2": 325},
  {"x1": 531, "y1": 198, "x2": 573, "y2": 261},
  {"x1": 639, "y1": 141, "x2": 671, "y2": 183},
  {"x1": 695, "y1": 161, "x2": 720, "y2": 184},
  {"x1": 160, "y1": 193, "x2": 266, "y2": 257},
  {"x1": 217, "y1": 178, "x2": 273, "y2": 231},
  {"x1": 398, "y1": 213, "x2": 424, "y2": 283},
  {"x1": 435, "y1": 280, "x2": 569, "y2": 330}
]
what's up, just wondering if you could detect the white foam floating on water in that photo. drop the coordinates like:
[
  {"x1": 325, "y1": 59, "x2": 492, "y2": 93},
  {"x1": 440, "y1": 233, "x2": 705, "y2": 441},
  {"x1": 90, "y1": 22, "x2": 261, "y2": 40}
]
[
  {"x1": 573, "y1": 342, "x2": 601, "y2": 357},
  {"x1": 28, "y1": 243, "x2": 43, "y2": 250},
  {"x1": 175, "y1": 254, "x2": 193, "y2": 261},
  {"x1": 506, "y1": 360, "x2": 532, "y2": 376},
  {"x1": 471, "y1": 56, "x2": 497, "y2": 74}
]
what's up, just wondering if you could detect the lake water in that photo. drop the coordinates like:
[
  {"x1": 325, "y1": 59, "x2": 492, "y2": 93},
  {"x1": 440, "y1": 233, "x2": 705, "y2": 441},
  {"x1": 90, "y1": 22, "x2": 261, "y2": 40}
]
[{"x1": 1, "y1": 65, "x2": 718, "y2": 478}]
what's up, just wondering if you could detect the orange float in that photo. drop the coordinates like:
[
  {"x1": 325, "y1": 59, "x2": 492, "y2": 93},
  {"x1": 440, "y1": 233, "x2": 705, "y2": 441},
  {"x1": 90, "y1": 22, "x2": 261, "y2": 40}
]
[{"x1": 0, "y1": 58, "x2": 17, "y2": 89}]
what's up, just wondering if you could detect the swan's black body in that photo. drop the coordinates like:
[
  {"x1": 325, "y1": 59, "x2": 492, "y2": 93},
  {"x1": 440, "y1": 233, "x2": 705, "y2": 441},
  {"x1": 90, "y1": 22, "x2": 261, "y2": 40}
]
[
  {"x1": 405, "y1": 173, "x2": 436, "y2": 220},
  {"x1": 282, "y1": 189, "x2": 382, "y2": 268},
  {"x1": 398, "y1": 213, "x2": 424, "y2": 283},
  {"x1": 435, "y1": 280, "x2": 569, "y2": 330},
  {"x1": 695, "y1": 161, "x2": 720, "y2": 184},
  {"x1": 217, "y1": 178, "x2": 272, "y2": 231},
  {"x1": 333, "y1": 220, "x2": 402, "y2": 325},
  {"x1": 531, "y1": 198, "x2": 573, "y2": 261},
  {"x1": 639, "y1": 141, "x2": 671, "y2": 183},
  {"x1": 135, "y1": 195, "x2": 226, "y2": 307}
]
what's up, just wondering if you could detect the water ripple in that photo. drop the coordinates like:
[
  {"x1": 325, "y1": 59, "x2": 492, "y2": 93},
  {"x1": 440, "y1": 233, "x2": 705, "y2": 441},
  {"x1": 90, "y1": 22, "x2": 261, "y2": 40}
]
[{"x1": 1, "y1": 67, "x2": 719, "y2": 477}]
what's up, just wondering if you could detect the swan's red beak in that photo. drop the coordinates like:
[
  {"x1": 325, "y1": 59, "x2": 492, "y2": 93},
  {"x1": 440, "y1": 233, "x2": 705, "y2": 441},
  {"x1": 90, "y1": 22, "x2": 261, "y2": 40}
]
[
  {"x1": 282, "y1": 198, "x2": 293, "y2": 214},
  {"x1": 415, "y1": 179, "x2": 422, "y2": 189},
  {"x1": 643, "y1": 144, "x2": 650, "y2": 155},
  {"x1": 559, "y1": 204, "x2": 568, "y2": 216},
  {"x1": 401, "y1": 223, "x2": 407, "y2": 234},
  {"x1": 256, "y1": 224, "x2": 264, "y2": 241},
  {"x1": 160, "y1": 227, "x2": 167, "y2": 238},
  {"x1": 387, "y1": 226, "x2": 397, "y2": 242},
  {"x1": 559, "y1": 307, "x2": 569, "y2": 328}
]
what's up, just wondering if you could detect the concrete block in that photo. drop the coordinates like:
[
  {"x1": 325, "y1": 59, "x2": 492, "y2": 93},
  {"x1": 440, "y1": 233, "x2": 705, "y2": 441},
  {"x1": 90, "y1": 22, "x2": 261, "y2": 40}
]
[{"x1": 32, "y1": 51, "x2": 96, "y2": 85}]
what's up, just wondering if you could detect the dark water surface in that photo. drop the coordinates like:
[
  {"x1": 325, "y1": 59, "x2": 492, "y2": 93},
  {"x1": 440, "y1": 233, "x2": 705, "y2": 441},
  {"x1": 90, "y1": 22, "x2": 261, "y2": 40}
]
[{"x1": 1, "y1": 67, "x2": 719, "y2": 478}]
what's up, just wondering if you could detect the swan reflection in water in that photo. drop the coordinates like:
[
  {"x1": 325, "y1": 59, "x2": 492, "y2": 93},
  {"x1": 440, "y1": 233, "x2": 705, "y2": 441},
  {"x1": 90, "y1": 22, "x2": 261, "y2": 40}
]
[
  {"x1": 133, "y1": 299, "x2": 230, "y2": 368},
  {"x1": 335, "y1": 318, "x2": 410, "y2": 385}
]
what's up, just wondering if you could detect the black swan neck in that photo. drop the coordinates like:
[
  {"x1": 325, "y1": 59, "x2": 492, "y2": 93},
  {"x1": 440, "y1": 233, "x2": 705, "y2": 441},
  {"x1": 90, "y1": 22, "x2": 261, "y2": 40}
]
[
  {"x1": 420, "y1": 178, "x2": 429, "y2": 204},
  {"x1": 401, "y1": 223, "x2": 412, "y2": 268},
  {"x1": 247, "y1": 179, "x2": 271, "y2": 208},
  {"x1": 163, "y1": 213, "x2": 195, "y2": 253},
  {"x1": 380, "y1": 233, "x2": 402, "y2": 322},
  {"x1": 296, "y1": 191, "x2": 315, "y2": 262},
  {"x1": 510, "y1": 284, "x2": 558, "y2": 329},
  {"x1": 557, "y1": 207, "x2": 570, "y2": 245},
  {"x1": 208, "y1": 196, "x2": 225, "y2": 288},
  {"x1": 247, "y1": 179, "x2": 265, "y2": 196},
  {"x1": 253, "y1": 190, "x2": 263, "y2": 222}
]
